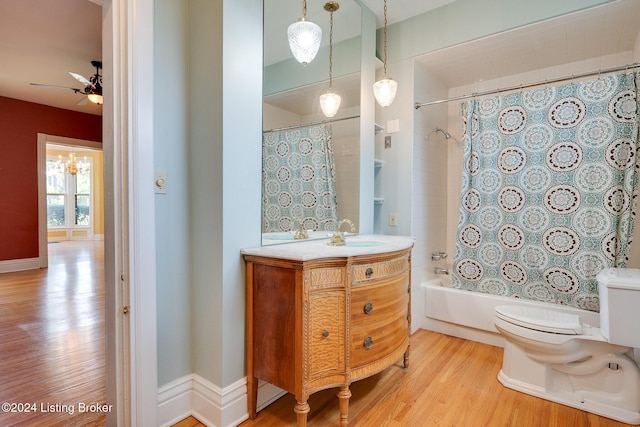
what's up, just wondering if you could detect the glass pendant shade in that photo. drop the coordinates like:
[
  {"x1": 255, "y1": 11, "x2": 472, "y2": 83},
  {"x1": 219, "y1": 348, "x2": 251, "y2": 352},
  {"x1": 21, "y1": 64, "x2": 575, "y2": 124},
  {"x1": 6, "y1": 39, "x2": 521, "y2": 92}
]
[
  {"x1": 319, "y1": 91, "x2": 341, "y2": 118},
  {"x1": 287, "y1": 19, "x2": 322, "y2": 65},
  {"x1": 87, "y1": 93, "x2": 103, "y2": 105},
  {"x1": 373, "y1": 77, "x2": 397, "y2": 107}
]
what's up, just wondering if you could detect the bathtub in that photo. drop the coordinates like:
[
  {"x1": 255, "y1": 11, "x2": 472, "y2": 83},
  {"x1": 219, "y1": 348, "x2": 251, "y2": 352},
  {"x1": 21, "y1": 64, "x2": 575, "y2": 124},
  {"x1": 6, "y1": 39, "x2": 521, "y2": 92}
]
[{"x1": 422, "y1": 276, "x2": 601, "y2": 347}]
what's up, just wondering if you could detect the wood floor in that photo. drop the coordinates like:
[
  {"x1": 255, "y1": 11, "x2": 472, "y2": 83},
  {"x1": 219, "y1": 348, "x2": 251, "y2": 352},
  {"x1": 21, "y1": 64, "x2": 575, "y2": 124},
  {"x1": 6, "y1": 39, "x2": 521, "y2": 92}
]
[
  {"x1": 178, "y1": 329, "x2": 633, "y2": 427},
  {"x1": 0, "y1": 241, "x2": 106, "y2": 427}
]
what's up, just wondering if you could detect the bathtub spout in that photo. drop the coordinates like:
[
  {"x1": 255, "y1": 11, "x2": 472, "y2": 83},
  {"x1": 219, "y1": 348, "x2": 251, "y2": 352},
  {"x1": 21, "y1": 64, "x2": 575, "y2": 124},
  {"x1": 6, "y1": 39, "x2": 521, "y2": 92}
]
[{"x1": 434, "y1": 267, "x2": 449, "y2": 275}]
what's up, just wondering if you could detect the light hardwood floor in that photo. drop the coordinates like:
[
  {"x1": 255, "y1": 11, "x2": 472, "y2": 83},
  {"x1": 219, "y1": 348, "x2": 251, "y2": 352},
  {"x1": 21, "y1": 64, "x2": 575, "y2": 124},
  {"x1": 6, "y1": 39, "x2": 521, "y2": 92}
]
[
  {"x1": 177, "y1": 329, "x2": 633, "y2": 427},
  {"x1": 0, "y1": 241, "x2": 106, "y2": 427}
]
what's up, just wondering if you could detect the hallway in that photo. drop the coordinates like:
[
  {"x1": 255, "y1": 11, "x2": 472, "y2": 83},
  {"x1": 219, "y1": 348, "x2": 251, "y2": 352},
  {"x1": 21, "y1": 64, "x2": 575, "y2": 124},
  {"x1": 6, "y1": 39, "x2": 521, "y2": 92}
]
[{"x1": 0, "y1": 241, "x2": 106, "y2": 426}]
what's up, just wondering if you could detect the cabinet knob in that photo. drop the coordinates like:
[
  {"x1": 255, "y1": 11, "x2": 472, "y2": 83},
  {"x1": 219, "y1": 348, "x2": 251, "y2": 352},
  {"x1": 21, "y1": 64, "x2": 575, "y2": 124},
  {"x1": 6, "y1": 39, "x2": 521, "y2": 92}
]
[
  {"x1": 363, "y1": 336, "x2": 373, "y2": 349},
  {"x1": 363, "y1": 302, "x2": 373, "y2": 314},
  {"x1": 365, "y1": 267, "x2": 374, "y2": 277},
  {"x1": 322, "y1": 330, "x2": 329, "y2": 338}
]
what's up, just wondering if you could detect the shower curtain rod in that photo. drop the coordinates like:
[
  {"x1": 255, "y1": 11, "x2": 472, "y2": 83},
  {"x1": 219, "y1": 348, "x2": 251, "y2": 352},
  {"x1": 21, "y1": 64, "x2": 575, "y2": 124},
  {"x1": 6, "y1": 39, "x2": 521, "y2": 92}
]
[
  {"x1": 264, "y1": 114, "x2": 360, "y2": 133},
  {"x1": 414, "y1": 62, "x2": 640, "y2": 109}
]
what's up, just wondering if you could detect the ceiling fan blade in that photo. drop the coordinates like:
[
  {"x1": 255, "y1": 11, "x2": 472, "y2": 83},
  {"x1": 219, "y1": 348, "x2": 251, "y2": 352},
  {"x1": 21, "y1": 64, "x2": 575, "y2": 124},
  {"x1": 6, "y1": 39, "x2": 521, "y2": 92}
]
[
  {"x1": 69, "y1": 72, "x2": 91, "y2": 86},
  {"x1": 30, "y1": 82, "x2": 81, "y2": 92},
  {"x1": 77, "y1": 96, "x2": 89, "y2": 106}
]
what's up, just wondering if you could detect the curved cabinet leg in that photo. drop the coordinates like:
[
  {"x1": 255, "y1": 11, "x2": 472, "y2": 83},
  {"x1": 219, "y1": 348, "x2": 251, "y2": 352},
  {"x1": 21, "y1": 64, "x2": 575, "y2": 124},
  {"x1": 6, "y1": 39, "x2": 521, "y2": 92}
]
[
  {"x1": 294, "y1": 400, "x2": 310, "y2": 427},
  {"x1": 404, "y1": 345, "x2": 410, "y2": 370},
  {"x1": 337, "y1": 385, "x2": 352, "y2": 426}
]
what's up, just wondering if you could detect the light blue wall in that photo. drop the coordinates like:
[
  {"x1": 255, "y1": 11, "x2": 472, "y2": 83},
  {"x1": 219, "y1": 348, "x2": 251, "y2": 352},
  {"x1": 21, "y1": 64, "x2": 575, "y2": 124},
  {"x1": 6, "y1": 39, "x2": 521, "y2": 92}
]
[
  {"x1": 154, "y1": 0, "x2": 262, "y2": 390},
  {"x1": 154, "y1": 0, "x2": 192, "y2": 385}
]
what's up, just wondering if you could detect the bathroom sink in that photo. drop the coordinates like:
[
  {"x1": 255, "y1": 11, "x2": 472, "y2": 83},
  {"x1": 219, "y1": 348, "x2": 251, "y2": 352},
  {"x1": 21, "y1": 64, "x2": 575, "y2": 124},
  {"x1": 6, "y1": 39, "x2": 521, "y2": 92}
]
[{"x1": 344, "y1": 240, "x2": 384, "y2": 247}]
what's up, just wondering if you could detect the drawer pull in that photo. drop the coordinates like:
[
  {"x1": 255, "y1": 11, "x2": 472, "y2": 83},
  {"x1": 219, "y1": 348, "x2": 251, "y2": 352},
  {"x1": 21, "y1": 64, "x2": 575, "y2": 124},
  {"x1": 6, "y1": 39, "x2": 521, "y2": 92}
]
[
  {"x1": 322, "y1": 330, "x2": 330, "y2": 338},
  {"x1": 365, "y1": 267, "x2": 374, "y2": 277},
  {"x1": 363, "y1": 302, "x2": 373, "y2": 314},
  {"x1": 363, "y1": 336, "x2": 373, "y2": 349}
]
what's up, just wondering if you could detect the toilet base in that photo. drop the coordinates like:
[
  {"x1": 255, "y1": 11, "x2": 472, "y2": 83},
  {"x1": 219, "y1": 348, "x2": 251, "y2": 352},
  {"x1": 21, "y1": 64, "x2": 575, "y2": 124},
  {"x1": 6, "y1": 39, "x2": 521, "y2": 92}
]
[{"x1": 499, "y1": 341, "x2": 640, "y2": 425}]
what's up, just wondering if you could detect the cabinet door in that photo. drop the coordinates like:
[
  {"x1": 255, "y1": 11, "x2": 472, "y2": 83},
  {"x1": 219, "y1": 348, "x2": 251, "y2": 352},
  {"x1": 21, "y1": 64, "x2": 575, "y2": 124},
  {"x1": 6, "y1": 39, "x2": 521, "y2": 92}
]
[
  {"x1": 350, "y1": 274, "x2": 409, "y2": 369},
  {"x1": 308, "y1": 291, "x2": 345, "y2": 380}
]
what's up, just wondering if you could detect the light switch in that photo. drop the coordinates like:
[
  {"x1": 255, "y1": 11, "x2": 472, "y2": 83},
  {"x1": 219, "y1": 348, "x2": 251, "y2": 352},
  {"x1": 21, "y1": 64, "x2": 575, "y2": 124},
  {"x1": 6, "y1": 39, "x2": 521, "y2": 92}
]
[
  {"x1": 155, "y1": 172, "x2": 167, "y2": 194},
  {"x1": 387, "y1": 119, "x2": 399, "y2": 133}
]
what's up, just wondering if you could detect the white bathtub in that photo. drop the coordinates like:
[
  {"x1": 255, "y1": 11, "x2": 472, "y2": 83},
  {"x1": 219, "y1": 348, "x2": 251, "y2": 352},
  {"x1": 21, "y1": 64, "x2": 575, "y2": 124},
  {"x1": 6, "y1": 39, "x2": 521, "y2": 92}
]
[{"x1": 422, "y1": 276, "x2": 601, "y2": 347}]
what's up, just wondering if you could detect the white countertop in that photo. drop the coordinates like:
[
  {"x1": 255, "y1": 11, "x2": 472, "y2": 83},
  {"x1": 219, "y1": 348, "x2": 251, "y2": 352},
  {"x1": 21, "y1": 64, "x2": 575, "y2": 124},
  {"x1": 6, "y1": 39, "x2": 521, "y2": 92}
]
[{"x1": 242, "y1": 234, "x2": 414, "y2": 261}]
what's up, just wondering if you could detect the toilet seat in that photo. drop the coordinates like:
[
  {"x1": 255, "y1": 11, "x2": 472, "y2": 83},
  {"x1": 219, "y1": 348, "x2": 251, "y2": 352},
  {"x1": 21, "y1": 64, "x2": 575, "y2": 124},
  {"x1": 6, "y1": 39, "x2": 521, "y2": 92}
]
[{"x1": 495, "y1": 305, "x2": 582, "y2": 335}]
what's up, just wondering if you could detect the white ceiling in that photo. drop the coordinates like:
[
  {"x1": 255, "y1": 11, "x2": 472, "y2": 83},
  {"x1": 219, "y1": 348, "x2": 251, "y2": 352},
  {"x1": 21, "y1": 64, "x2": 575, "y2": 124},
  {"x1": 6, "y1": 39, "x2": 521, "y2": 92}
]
[
  {"x1": 1, "y1": 0, "x2": 638, "y2": 116},
  {"x1": 415, "y1": 0, "x2": 640, "y2": 90},
  {"x1": 0, "y1": 0, "x2": 102, "y2": 115}
]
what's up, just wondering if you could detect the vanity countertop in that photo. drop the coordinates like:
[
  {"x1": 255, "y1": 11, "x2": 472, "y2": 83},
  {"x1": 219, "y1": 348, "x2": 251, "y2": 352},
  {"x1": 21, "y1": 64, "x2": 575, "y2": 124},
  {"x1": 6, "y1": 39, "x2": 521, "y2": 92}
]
[{"x1": 241, "y1": 234, "x2": 414, "y2": 261}]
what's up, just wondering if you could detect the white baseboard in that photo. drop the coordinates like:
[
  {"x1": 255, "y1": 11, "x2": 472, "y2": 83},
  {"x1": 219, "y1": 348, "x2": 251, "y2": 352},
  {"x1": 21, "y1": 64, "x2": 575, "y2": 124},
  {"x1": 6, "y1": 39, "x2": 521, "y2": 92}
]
[
  {"x1": 94, "y1": 234, "x2": 105, "y2": 240},
  {"x1": 157, "y1": 375, "x2": 286, "y2": 427},
  {"x1": 0, "y1": 257, "x2": 40, "y2": 273}
]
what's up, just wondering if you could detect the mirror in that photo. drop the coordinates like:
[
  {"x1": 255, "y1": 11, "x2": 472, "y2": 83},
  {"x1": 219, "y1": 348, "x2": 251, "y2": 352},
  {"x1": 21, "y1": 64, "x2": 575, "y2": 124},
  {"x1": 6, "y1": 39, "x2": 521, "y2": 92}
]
[{"x1": 262, "y1": 0, "x2": 370, "y2": 245}]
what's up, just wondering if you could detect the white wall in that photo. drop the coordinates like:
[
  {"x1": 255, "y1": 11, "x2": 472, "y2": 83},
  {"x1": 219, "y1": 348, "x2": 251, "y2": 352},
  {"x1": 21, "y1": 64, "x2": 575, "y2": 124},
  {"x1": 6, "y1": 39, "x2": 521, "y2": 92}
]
[{"x1": 411, "y1": 62, "x2": 449, "y2": 331}]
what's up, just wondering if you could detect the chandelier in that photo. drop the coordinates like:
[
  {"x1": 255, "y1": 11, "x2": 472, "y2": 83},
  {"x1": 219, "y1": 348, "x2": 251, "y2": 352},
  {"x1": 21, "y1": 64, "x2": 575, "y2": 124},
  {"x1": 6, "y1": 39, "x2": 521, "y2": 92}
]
[{"x1": 57, "y1": 153, "x2": 90, "y2": 176}]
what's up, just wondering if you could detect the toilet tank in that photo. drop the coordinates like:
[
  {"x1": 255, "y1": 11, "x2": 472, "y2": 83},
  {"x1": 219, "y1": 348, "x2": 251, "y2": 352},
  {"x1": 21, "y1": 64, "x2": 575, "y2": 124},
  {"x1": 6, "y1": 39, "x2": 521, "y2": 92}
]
[{"x1": 596, "y1": 268, "x2": 640, "y2": 348}]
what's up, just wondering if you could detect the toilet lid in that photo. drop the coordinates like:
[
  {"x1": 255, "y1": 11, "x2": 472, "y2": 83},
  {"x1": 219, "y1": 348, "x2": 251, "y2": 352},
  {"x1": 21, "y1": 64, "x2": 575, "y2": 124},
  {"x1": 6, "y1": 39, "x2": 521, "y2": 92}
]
[{"x1": 495, "y1": 305, "x2": 583, "y2": 335}]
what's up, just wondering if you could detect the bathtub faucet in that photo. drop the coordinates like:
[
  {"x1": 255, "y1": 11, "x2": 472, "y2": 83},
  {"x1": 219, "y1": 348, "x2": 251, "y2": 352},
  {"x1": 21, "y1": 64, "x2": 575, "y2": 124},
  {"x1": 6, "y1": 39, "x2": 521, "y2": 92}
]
[
  {"x1": 434, "y1": 267, "x2": 449, "y2": 275},
  {"x1": 432, "y1": 252, "x2": 448, "y2": 261}
]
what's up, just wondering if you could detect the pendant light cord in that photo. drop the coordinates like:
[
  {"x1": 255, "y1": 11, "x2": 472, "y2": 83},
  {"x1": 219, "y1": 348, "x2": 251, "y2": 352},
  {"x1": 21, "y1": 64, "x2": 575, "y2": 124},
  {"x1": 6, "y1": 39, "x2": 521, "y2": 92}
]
[
  {"x1": 302, "y1": 0, "x2": 307, "y2": 18},
  {"x1": 329, "y1": 9, "x2": 334, "y2": 88},
  {"x1": 382, "y1": 0, "x2": 388, "y2": 76}
]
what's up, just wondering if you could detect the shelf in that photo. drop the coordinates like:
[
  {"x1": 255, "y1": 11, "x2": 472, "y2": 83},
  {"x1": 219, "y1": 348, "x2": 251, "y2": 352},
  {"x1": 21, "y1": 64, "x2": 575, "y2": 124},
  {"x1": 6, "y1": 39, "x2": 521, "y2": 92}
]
[
  {"x1": 374, "y1": 123, "x2": 384, "y2": 134},
  {"x1": 374, "y1": 158, "x2": 384, "y2": 168},
  {"x1": 374, "y1": 197, "x2": 384, "y2": 205}
]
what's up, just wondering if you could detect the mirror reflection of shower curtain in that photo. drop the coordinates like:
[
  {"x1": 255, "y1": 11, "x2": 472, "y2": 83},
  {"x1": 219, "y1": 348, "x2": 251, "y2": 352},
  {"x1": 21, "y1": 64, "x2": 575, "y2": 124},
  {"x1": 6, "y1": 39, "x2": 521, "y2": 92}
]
[
  {"x1": 452, "y1": 71, "x2": 640, "y2": 312},
  {"x1": 262, "y1": 124, "x2": 340, "y2": 232}
]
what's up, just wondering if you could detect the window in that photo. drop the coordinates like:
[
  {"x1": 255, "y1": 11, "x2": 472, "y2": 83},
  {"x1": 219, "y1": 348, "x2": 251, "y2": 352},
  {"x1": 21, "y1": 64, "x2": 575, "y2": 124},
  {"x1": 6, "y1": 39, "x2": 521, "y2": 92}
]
[{"x1": 46, "y1": 155, "x2": 92, "y2": 235}]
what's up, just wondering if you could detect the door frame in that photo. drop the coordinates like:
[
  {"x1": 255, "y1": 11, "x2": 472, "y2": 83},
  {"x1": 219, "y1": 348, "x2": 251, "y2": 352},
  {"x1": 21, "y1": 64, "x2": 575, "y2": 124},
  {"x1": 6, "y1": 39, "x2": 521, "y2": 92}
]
[
  {"x1": 101, "y1": 0, "x2": 158, "y2": 425},
  {"x1": 38, "y1": 134, "x2": 102, "y2": 262}
]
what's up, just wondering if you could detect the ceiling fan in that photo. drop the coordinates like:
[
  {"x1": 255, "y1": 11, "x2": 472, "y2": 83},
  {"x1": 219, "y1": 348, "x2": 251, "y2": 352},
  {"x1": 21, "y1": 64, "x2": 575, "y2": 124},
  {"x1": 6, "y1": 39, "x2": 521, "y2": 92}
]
[{"x1": 30, "y1": 60, "x2": 103, "y2": 105}]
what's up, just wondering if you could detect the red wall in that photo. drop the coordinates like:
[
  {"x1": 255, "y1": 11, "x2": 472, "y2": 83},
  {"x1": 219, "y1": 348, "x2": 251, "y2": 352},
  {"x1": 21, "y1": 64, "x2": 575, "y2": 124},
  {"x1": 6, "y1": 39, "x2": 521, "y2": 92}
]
[{"x1": 0, "y1": 96, "x2": 102, "y2": 261}]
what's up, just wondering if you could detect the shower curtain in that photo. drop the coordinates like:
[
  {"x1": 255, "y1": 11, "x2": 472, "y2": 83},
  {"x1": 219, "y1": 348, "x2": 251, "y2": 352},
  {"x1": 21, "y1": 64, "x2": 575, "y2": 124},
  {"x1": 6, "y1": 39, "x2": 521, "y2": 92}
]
[
  {"x1": 262, "y1": 124, "x2": 340, "y2": 232},
  {"x1": 452, "y1": 72, "x2": 640, "y2": 311}
]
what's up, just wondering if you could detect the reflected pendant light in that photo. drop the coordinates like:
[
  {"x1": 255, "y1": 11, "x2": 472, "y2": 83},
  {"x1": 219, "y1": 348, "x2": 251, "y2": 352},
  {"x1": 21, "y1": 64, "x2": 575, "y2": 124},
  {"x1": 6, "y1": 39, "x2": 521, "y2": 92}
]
[
  {"x1": 288, "y1": 0, "x2": 322, "y2": 66},
  {"x1": 373, "y1": 0, "x2": 397, "y2": 107},
  {"x1": 319, "y1": 2, "x2": 341, "y2": 118}
]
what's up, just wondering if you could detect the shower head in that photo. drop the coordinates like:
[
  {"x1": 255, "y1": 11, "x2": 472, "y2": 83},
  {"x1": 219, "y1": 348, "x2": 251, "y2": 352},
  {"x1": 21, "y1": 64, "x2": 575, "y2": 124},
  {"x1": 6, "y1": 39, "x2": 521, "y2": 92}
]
[{"x1": 435, "y1": 127, "x2": 451, "y2": 139}]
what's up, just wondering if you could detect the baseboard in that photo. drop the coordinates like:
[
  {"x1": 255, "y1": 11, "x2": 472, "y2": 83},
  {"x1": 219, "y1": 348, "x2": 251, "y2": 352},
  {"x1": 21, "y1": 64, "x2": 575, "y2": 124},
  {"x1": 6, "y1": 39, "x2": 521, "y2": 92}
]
[
  {"x1": 157, "y1": 375, "x2": 286, "y2": 427},
  {"x1": 94, "y1": 234, "x2": 105, "y2": 240},
  {"x1": 0, "y1": 257, "x2": 40, "y2": 273}
]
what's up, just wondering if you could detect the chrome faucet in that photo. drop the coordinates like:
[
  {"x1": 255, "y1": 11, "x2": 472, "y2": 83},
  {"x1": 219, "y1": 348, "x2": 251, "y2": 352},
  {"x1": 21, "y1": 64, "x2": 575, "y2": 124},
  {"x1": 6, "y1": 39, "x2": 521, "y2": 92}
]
[
  {"x1": 328, "y1": 219, "x2": 356, "y2": 246},
  {"x1": 293, "y1": 217, "x2": 309, "y2": 240}
]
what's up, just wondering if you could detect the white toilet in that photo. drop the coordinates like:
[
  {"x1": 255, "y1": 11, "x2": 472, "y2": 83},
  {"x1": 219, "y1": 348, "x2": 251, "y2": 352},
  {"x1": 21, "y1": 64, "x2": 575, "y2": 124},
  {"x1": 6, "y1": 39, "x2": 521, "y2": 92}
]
[{"x1": 494, "y1": 268, "x2": 640, "y2": 424}]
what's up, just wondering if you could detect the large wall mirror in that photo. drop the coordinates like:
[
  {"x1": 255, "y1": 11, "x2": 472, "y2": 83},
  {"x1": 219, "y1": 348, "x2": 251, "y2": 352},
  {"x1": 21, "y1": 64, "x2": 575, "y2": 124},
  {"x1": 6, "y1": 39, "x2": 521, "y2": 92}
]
[{"x1": 262, "y1": 0, "x2": 376, "y2": 245}]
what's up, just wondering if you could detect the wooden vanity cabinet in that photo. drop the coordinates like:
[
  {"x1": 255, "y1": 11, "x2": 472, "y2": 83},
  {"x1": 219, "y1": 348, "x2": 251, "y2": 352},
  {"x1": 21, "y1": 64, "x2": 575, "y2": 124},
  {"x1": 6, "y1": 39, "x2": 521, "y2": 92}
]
[{"x1": 244, "y1": 247, "x2": 412, "y2": 426}]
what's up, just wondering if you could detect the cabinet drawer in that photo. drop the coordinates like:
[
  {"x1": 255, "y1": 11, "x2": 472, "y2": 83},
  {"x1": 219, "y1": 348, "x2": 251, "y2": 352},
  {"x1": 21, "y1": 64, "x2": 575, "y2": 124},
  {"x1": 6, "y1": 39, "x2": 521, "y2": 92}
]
[
  {"x1": 350, "y1": 275, "x2": 409, "y2": 368},
  {"x1": 308, "y1": 291, "x2": 345, "y2": 380},
  {"x1": 350, "y1": 253, "x2": 409, "y2": 285},
  {"x1": 308, "y1": 267, "x2": 345, "y2": 290}
]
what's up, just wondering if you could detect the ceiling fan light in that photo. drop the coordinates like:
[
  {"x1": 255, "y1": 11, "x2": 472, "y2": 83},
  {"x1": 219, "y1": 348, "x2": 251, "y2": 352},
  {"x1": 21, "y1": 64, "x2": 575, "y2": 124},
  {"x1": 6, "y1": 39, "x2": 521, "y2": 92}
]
[
  {"x1": 287, "y1": 19, "x2": 322, "y2": 65},
  {"x1": 373, "y1": 77, "x2": 397, "y2": 107},
  {"x1": 319, "y1": 90, "x2": 341, "y2": 118},
  {"x1": 87, "y1": 93, "x2": 103, "y2": 104}
]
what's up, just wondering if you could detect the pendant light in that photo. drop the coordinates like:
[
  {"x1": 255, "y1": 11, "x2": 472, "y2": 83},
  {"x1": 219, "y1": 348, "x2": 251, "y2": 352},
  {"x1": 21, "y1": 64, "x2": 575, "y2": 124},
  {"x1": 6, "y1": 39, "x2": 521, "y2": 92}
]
[
  {"x1": 373, "y1": 0, "x2": 397, "y2": 107},
  {"x1": 319, "y1": 2, "x2": 341, "y2": 118},
  {"x1": 288, "y1": 0, "x2": 323, "y2": 66}
]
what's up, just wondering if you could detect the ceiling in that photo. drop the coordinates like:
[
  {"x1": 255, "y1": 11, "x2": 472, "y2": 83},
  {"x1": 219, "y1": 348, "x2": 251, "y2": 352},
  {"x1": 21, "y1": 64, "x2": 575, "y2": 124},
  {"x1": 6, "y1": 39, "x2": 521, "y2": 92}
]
[
  {"x1": 0, "y1": 0, "x2": 102, "y2": 115},
  {"x1": 1, "y1": 1, "x2": 638, "y2": 116}
]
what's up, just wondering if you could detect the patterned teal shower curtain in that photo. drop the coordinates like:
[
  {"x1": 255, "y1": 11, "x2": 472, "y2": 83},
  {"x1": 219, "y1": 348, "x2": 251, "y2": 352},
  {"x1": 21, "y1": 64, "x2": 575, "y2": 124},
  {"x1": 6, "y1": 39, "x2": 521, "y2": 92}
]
[
  {"x1": 452, "y1": 72, "x2": 640, "y2": 312},
  {"x1": 262, "y1": 124, "x2": 340, "y2": 232}
]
